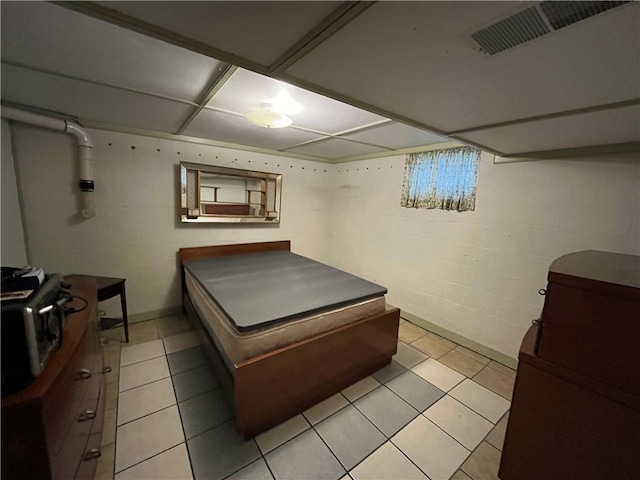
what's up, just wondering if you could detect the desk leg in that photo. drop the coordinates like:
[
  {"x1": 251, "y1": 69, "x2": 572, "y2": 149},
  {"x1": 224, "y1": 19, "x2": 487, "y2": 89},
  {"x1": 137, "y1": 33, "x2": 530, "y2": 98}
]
[{"x1": 120, "y1": 283, "x2": 129, "y2": 343}]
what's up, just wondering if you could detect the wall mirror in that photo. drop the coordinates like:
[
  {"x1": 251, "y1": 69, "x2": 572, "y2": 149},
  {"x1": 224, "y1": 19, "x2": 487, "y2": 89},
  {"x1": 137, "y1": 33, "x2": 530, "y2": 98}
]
[{"x1": 180, "y1": 162, "x2": 282, "y2": 223}]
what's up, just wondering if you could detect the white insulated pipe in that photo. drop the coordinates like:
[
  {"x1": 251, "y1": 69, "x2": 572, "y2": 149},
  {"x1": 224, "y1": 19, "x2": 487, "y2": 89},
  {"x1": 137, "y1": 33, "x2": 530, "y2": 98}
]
[
  {"x1": 1, "y1": 106, "x2": 95, "y2": 218},
  {"x1": 77, "y1": 146, "x2": 95, "y2": 218}
]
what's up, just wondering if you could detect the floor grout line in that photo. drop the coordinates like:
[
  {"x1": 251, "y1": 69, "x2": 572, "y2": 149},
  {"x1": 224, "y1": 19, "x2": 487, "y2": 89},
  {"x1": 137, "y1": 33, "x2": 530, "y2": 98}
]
[
  {"x1": 309, "y1": 419, "x2": 351, "y2": 476},
  {"x1": 116, "y1": 399, "x2": 178, "y2": 428},
  {"x1": 119, "y1": 352, "x2": 167, "y2": 369},
  {"x1": 255, "y1": 416, "x2": 312, "y2": 456},
  {"x1": 448, "y1": 386, "x2": 511, "y2": 425},
  {"x1": 346, "y1": 377, "x2": 459, "y2": 479},
  {"x1": 385, "y1": 436, "x2": 436, "y2": 480},
  {"x1": 118, "y1": 372, "x2": 172, "y2": 395},
  {"x1": 418, "y1": 410, "x2": 474, "y2": 454},
  {"x1": 109, "y1": 320, "x2": 509, "y2": 480},
  {"x1": 165, "y1": 352, "x2": 198, "y2": 480},
  {"x1": 260, "y1": 456, "x2": 278, "y2": 480},
  {"x1": 389, "y1": 416, "x2": 473, "y2": 479},
  {"x1": 111, "y1": 348, "x2": 121, "y2": 480},
  {"x1": 113, "y1": 440, "x2": 185, "y2": 476}
]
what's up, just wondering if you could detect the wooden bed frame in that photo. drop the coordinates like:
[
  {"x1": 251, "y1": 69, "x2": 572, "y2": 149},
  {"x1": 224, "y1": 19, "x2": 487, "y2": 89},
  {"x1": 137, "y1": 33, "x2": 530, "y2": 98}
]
[{"x1": 179, "y1": 240, "x2": 400, "y2": 438}]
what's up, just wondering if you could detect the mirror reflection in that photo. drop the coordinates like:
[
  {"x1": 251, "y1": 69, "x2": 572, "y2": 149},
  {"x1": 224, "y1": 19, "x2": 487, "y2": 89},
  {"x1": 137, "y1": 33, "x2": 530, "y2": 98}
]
[{"x1": 180, "y1": 162, "x2": 282, "y2": 223}]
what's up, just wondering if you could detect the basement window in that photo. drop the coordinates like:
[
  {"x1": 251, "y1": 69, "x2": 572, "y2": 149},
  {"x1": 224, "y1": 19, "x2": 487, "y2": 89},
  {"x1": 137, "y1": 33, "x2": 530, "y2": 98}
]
[{"x1": 401, "y1": 146, "x2": 480, "y2": 212}]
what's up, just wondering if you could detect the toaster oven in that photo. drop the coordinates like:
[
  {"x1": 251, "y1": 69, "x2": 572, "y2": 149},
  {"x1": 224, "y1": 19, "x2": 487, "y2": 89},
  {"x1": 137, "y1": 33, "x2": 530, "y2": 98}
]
[{"x1": 1, "y1": 274, "x2": 72, "y2": 396}]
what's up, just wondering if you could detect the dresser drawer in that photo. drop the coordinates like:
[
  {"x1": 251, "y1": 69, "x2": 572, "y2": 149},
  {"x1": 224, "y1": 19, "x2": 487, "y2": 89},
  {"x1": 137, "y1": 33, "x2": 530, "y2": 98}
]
[
  {"x1": 43, "y1": 328, "x2": 92, "y2": 457},
  {"x1": 500, "y1": 360, "x2": 640, "y2": 480},
  {"x1": 51, "y1": 328, "x2": 103, "y2": 480},
  {"x1": 537, "y1": 281, "x2": 640, "y2": 397},
  {"x1": 75, "y1": 375, "x2": 107, "y2": 480}
]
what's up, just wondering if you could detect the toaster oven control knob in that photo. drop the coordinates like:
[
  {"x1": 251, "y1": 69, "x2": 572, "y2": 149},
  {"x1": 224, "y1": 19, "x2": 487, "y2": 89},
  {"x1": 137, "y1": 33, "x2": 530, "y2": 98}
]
[
  {"x1": 75, "y1": 369, "x2": 92, "y2": 380},
  {"x1": 102, "y1": 366, "x2": 112, "y2": 373},
  {"x1": 83, "y1": 449, "x2": 101, "y2": 461},
  {"x1": 78, "y1": 410, "x2": 96, "y2": 422}
]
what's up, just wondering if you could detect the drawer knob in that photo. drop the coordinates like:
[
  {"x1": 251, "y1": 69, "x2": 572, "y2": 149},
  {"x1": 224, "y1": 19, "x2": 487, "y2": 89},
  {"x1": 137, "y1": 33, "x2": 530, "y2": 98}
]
[
  {"x1": 538, "y1": 289, "x2": 547, "y2": 296},
  {"x1": 83, "y1": 448, "x2": 101, "y2": 461},
  {"x1": 75, "y1": 369, "x2": 92, "y2": 380},
  {"x1": 78, "y1": 410, "x2": 96, "y2": 422},
  {"x1": 102, "y1": 366, "x2": 112, "y2": 374}
]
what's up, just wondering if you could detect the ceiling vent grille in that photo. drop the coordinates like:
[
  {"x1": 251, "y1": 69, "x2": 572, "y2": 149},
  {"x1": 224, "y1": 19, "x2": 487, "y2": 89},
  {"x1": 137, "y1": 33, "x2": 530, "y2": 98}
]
[
  {"x1": 471, "y1": 7, "x2": 550, "y2": 56},
  {"x1": 540, "y1": 1, "x2": 630, "y2": 30},
  {"x1": 471, "y1": 1, "x2": 630, "y2": 55}
]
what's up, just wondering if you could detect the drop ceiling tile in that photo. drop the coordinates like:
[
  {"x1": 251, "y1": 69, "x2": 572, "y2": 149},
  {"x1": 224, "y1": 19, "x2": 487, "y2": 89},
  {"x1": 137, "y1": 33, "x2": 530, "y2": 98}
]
[
  {"x1": 93, "y1": 1, "x2": 339, "y2": 67},
  {"x1": 285, "y1": 138, "x2": 389, "y2": 160},
  {"x1": 183, "y1": 108, "x2": 324, "y2": 151},
  {"x1": 460, "y1": 105, "x2": 640, "y2": 155},
  {"x1": 208, "y1": 69, "x2": 387, "y2": 134},
  {"x1": 285, "y1": 2, "x2": 640, "y2": 132},
  {"x1": 341, "y1": 122, "x2": 450, "y2": 149},
  {"x1": 1, "y1": 1, "x2": 225, "y2": 102},
  {"x1": 1, "y1": 64, "x2": 192, "y2": 133}
]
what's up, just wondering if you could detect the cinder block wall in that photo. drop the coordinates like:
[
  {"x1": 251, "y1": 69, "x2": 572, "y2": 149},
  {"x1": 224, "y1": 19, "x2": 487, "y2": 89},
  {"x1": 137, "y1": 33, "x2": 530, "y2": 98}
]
[
  {"x1": 328, "y1": 151, "x2": 640, "y2": 358},
  {"x1": 1, "y1": 120, "x2": 28, "y2": 265},
  {"x1": 10, "y1": 124, "x2": 334, "y2": 317},
  {"x1": 8, "y1": 121, "x2": 639, "y2": 358}
]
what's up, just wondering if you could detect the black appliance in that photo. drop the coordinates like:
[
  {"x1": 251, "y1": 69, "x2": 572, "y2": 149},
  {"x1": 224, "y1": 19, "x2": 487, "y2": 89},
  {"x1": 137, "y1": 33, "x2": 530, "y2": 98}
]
[{"x1": 1, "y1": 274, "x2": 73, "y2": 396}]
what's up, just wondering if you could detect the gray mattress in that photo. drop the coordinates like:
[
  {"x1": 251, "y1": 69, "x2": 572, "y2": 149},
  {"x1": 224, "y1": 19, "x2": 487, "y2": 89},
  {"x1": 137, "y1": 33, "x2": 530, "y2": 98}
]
[{"x1": 183, "y1": 250, "x2": 387, "y2": 332}]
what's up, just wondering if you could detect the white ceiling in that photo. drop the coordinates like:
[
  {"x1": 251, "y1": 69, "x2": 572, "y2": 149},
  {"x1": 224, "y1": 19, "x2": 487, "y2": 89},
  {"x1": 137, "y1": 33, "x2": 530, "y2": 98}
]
[{"x1": 1, "y1": 1, "x2": 638, "y2": 162}]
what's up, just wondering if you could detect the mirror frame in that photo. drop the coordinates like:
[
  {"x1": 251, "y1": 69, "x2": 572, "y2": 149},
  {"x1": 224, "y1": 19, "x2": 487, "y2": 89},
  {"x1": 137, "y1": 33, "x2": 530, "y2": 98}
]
[{"x1": 180, "y1": 161, "x2": 282, "y2": 224}]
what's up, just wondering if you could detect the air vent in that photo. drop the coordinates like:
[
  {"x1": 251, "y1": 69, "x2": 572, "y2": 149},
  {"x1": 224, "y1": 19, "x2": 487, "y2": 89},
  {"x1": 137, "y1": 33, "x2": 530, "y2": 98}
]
[
  {"x1": 540, "y1": 1, "x2": 630, "y2": 30},
  {"x1": 471, "y1": 1, "x2": 630, "y2": 55},
  {"x1": 471, "y1": 7, "x2": 550, "y2": 55}
]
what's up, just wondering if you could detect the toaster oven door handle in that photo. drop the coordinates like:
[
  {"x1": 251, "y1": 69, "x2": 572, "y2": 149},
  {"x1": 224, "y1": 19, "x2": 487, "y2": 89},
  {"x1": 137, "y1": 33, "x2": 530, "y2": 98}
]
[
  {"x1": 38, "y1": 295, "x2": 72, "y2": 316},
  {"x1": 38, "y1": 304, "x2": 55, "y2": 315}
]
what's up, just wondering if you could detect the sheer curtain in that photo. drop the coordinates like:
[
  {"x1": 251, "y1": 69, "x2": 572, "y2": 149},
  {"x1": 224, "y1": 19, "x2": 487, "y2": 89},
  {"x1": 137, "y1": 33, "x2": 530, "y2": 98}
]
[{"x1": 401, "y1": 146, "x2": 480, "y2": 212}]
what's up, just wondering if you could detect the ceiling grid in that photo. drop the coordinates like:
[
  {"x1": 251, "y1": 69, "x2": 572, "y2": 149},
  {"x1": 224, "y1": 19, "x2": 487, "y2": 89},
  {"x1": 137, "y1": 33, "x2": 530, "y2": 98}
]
[
  {"x1": 175, "y1": 65, "x2": 238, "y2": 135},
  {"x1": 1, "y1": 1, "x2": 637, "y2": 162},
  {"x1": 2, "y1": 60, "x2": 200, "y2": 109}
]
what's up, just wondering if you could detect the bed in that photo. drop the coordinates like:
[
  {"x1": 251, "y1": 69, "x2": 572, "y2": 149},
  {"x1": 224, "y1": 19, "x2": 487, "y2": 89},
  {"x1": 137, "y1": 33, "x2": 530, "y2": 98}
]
[{"x1": 179, "y1": 241, "x2": 400, "y2": 438}]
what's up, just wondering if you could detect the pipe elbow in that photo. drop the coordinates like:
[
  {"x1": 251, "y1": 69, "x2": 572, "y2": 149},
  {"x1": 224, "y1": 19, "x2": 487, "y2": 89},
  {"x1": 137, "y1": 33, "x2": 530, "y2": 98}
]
[
  {"x1": 2, "y1": 107, "x2": 96, "y2": 219},
  {"x1": 65, "y1": 121, "x2": 93, "y2": 148}
]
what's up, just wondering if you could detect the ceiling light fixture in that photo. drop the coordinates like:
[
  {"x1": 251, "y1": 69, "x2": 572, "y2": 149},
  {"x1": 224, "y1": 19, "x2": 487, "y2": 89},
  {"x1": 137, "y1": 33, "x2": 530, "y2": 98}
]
[
  {"x1": 270, "y1": 90, "x2": 303, "y2": 115},
  {"x1": 245, "y1": 103, "x2": 292, "y2": 129}
]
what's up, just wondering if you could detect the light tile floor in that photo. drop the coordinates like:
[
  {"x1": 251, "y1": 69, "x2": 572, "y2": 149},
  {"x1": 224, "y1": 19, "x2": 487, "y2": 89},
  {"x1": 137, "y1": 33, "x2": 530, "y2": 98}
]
[{"x1": 96, "y1": 316, "x2": 515, "y2": 480}]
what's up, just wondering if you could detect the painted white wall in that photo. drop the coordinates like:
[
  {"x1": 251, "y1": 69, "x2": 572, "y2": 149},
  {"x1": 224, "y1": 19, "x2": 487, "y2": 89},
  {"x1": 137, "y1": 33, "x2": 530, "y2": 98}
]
[
  {"x1": 328, "y1": 152, "x2": 640, "y2": 358},
  {"x1": 10, "y1": 124, "x2": 333, "y2": 316},
  {"x1": 9, "y1": 122, "x2": 640, "y2": 358},
  {"x1": 1, "y1": 120, "x2": 28, "y2": 266}
]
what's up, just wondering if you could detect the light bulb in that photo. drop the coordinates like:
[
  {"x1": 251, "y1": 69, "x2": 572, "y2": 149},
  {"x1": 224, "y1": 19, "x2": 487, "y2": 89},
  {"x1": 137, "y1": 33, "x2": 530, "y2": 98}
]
[{"x1": 270, "y1": 90, "x2": 303, "y2": 115}]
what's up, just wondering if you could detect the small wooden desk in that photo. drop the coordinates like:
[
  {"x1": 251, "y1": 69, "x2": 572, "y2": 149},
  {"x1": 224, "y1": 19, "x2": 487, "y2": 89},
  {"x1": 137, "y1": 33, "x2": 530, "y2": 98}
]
[{"x1": 65, "y1": 275, "x2": 129, "y2": 343}]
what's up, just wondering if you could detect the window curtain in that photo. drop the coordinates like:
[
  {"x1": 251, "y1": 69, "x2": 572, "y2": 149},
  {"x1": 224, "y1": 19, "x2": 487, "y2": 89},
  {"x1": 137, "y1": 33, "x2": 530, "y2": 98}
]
[{"x1": 401, "y1": 146, "x2": 480, "y2": 212}]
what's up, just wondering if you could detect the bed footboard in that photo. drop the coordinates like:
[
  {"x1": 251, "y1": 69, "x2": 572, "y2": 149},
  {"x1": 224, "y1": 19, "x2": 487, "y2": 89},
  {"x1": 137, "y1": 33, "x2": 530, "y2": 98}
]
[{"x1": 233, "y1": 308, "x2": 400, "y2": 438}]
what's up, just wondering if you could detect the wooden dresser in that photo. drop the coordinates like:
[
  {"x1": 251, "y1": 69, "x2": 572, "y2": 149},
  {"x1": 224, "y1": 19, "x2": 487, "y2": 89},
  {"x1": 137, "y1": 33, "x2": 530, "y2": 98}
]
[
  {"x1": 499, "y1": 250, "x2": 640, "y2": 480},
  {"x1": 2, "y1": 276, "x2": 108, "y2": 480}
]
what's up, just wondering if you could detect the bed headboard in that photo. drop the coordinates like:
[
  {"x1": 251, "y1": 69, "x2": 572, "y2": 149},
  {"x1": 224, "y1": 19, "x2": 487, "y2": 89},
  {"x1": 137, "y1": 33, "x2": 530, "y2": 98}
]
[{"x1": 179, "y1": 240, "x2": 291, "y2": 265}]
